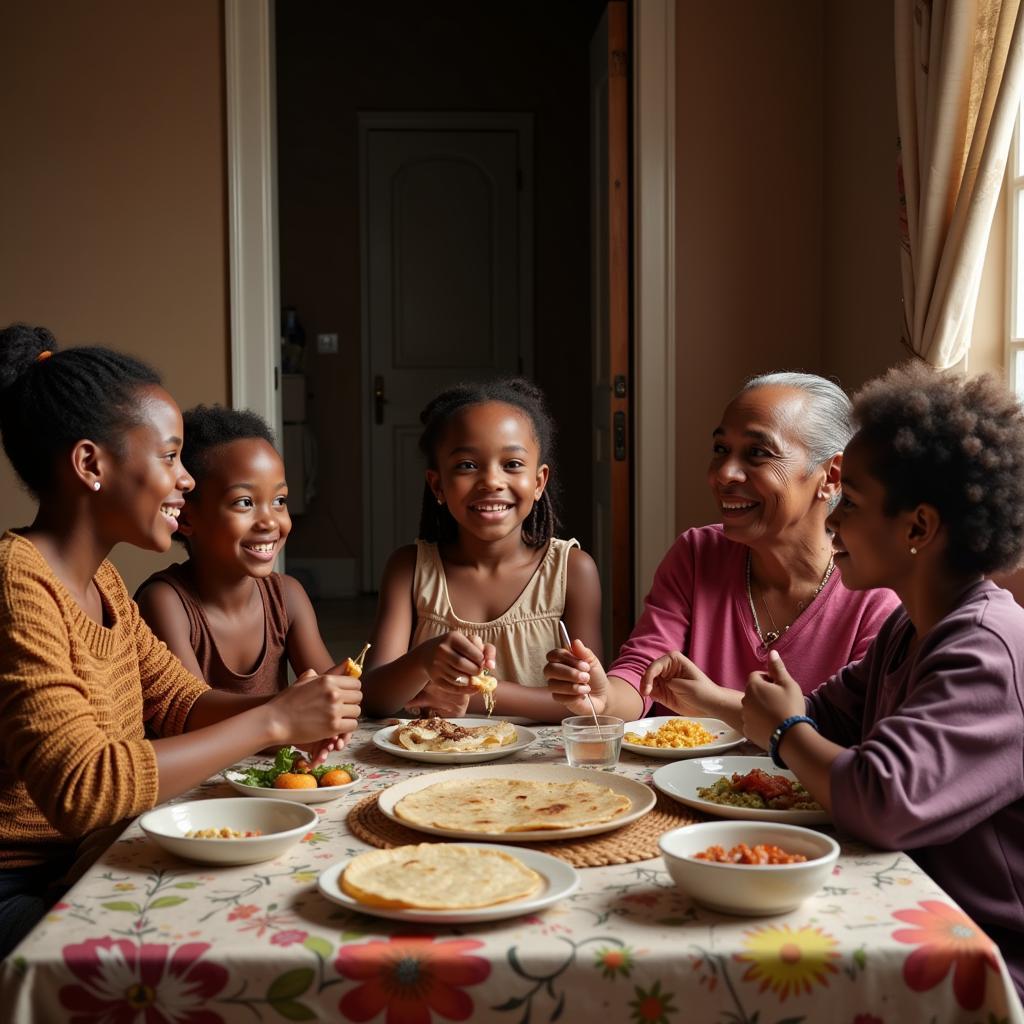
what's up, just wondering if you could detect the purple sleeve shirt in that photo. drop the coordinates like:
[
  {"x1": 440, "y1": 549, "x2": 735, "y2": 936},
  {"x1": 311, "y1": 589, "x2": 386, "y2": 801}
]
[
  {"x1": 608, "y1": 525, "x2": 900, "y2": 711},
  {"x1": 807, "y1": 581, "x2": 1024, "y2": 993}
]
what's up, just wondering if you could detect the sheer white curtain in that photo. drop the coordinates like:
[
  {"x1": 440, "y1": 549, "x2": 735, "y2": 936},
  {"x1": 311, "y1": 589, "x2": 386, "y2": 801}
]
[{"x1": 896, "y1": 0, "x2": 1024, "y2": 369}]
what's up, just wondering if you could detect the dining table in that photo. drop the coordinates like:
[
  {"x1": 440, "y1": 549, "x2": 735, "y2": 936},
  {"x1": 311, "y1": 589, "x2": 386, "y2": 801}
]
[{"x1": 1, "y1": 720, "x2": 1021, "y2": 1024}]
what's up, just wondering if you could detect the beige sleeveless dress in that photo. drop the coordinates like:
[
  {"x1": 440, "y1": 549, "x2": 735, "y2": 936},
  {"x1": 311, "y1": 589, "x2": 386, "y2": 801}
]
[{"x1": 410, "y1": 537, "x2": 580, "y2": 687}]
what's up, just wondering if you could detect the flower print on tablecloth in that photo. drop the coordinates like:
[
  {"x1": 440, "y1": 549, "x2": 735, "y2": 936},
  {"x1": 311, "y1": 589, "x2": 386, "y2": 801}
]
[
  {"x1": 59, "y1": 937, "x2": 228, "y2": 1024},
  {"x1": 335, "y1": 934, "x2": 490, "y2": 1023},
  {"x1": 892, "y1": 900, "x2": 1001, "y2": 1011},
  {"x1": 628, "y1": 979, "x2": 677, "y2": 1024},
  {"x1": 734, "y1": 923, "x2": 840, "y2": 1000}
]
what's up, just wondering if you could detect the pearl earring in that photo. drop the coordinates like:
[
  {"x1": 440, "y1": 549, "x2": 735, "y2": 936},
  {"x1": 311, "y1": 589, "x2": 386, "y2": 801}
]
[
  {"x1": 93, "y1": 482, "x2": 101, "y2": 492},
  {"x1": 909, "y1": 546, "x2": 917, "y2": 555},
  {"x1": 436, "y1": 497, "x2": 444, "y2": 506}
]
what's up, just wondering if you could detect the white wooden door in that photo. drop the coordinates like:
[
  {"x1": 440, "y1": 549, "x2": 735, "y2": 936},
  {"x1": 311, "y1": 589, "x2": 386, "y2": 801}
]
[{"x1": 360, "y1": 115, "x2": 533, "y2": 589}]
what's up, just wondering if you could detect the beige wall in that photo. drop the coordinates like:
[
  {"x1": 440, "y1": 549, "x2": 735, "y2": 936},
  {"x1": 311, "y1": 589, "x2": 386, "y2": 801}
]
[
  {"x1": 821, "y1": 0, "x2": 903, "y2": 392},
  {"x1": 673, "y1": 0, "x2": 1008, "y2": 534},
  {"x1": 0, "y1": 0, "x2": 230, "y2": 593},
  {"x1": 674, "y1": 3, "x2": 825, "y2": 533}
]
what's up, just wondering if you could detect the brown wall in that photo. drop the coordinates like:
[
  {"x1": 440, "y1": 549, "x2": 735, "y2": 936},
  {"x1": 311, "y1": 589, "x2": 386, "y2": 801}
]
[
  {"x1": 674, "y1": 3, "x2": 826, "y2": 533},
  {"x1": 0, "y1": 0, "x2": 230, "y2": 592},
  {"x1": 821, "y1": 1, "x2": 903, "y2": 392},
  {"x1": 276, "y1": 0, "x2": 605, "y2": 582}
]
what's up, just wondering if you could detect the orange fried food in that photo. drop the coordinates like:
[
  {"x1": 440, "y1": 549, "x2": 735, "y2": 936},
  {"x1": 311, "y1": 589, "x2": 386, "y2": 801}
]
[
  {"x1": 319, "y1": 769, "x2": 353, "y2": 787},
  {"x1": 469, "y1": 670, "x2": 497, "y2": 714},
  {"x1": 341, "y1": 642, "x2": 371, "y2": 679},
  {"x1": 273, "y1": 772, "x2": 318, "y2": 790}
]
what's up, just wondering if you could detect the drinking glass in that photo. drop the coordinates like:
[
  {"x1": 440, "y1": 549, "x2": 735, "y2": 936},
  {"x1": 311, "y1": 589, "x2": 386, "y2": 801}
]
[{"x1": 562, "y1": 715, "x2": 625, "y2": 770}]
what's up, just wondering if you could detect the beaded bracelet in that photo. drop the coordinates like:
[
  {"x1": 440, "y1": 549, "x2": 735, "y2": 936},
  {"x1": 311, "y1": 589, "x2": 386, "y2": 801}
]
[{"x1": 768, "y1": 714, "x2": 817, "y2": 769}]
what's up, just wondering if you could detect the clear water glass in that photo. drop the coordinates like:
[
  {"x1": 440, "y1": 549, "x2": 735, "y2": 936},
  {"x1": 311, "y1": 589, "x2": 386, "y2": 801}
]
[{"x1": 562, "y1": 715, "x2": 625, "y2": 770}]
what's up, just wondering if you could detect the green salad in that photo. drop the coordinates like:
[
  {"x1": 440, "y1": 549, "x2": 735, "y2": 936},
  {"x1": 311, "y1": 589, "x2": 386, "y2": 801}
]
[{"x1": 231, "y1": 747, "x2": 356, "y2": 788}]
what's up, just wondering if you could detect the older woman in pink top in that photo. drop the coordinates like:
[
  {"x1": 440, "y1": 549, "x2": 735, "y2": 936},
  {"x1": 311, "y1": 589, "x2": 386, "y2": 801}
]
[{"x1": 545, "y1": 372, "x2": 899, "y2": 721}]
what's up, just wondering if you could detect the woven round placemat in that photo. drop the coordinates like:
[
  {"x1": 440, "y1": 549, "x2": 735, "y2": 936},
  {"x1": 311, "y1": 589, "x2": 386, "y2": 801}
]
[{"x1": 346, "y1": 790, "x2": 704, "y2": 867}]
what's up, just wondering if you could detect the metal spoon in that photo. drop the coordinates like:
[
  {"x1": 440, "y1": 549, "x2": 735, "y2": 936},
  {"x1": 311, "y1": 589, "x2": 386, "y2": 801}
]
[{"x1": 558, "y1": 620, "x2": 603, "y2": 734}]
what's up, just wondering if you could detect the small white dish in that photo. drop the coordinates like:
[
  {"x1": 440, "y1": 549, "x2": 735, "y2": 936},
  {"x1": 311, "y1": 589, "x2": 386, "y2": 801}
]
[
  {"x1": 371, "y1": 719, "x2": 537, "y2": 764},
  {"x1": 622, "y1": 716, "x2": 745, "y2": 759},
  {"x1": 139, "y1": 798, "x2": 317, "y2": 865},
  {"x1": 223, "y1": 767, "x2": 360, "y2": 803},
  {"x1": 376, "y1": 763, "x2": 656, "y2": 842},
  {"x1": 317, "y1": 843, "x2": 579, "y2": 923},
  {"x1": 652, "y1": 755, "x2": 830, "y2": 824},
  {"x1": 659, "y1": 820, "x2": 840, "y2": 915}
]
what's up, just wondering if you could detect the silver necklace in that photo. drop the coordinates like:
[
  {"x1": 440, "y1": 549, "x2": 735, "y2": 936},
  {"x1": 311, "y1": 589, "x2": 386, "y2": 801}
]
[{"x1": 746, "y1": 552, "x2": 835, "y2": 647}]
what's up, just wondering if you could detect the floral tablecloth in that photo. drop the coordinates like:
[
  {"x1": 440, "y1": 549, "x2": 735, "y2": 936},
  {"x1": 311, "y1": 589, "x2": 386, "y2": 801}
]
[{"x1": 2, "y1": 723, "x2": 1021, "y2": 1024}]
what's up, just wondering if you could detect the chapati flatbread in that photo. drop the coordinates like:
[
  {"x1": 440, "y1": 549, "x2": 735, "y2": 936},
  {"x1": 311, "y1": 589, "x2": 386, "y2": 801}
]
[
  {"x1": 340, "y1": 843, "x2": 542, "y2": 909},
  {"x1": 394, "y1": 777, "x2": 631, "y2": 833},
  {"x1": 394, "y1": 718, "x2": 517, "y2": 752}
]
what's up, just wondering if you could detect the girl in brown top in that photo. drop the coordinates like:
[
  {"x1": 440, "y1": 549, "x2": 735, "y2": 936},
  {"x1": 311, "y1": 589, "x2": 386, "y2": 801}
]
[
  {"x1": 361, "y1": 378, "x2": 605, "y2": 721},
  {"x1": 0, "y1": 325, "x2": 361, "y2": 959},
  {"x1": 136, "y1": 406, "x2": 346, "y2": 698}
]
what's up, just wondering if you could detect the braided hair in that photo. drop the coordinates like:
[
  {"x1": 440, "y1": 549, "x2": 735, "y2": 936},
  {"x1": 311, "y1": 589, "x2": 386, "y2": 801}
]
[
  {"x1": 0, "y1": 323, "x2": 161, "y2": 497},
  {"x1": 417, "y1": 378, "x2": 561, "y2": 548}
]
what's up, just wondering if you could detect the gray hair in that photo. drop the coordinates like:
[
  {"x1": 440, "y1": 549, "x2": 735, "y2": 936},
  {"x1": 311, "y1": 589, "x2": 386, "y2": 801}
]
[{"x1": 741, "y1": 371, "x2": 853, "y2": 508}]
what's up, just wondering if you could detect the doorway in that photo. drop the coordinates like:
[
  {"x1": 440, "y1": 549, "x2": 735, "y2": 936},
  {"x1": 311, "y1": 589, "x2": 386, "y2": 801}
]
[
  {"x1": 274, "y1": 1, "x2": 604, "y2": 605},
  {"x1": 226, "y1": 0, "x2": 678, "y2": 658}
]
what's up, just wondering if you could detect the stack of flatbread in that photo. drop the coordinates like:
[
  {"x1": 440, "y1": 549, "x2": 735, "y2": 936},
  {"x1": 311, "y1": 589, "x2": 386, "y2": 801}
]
[
  {"x1": 393, "y1": 717, "x2": 517, "y2": 753},
  {"x1": 394, "y1": 777, "x2": 631, "y2": 833},
  {"x1": 341, "y1": 843, "x2": 542, "y2": 909}
]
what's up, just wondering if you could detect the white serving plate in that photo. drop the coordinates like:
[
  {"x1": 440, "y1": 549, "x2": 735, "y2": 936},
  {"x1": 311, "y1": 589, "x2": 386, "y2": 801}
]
[
  {"x1": 621, "y1": 716, "x2": 745, "y2": 759},
  {"x1": 223, "y1": 766, "x2": 360, "y2": 803},
  {"x1": 652, "y1": 755, "x2": 830, "y2": 824},
  {"x1": 139, "y1": 798, "x2": 316, "y2": 866},
  {"x1": 318, "y1": 843, "x2": 580, "y2": 924},
  {"x1": 377, "y1": 763, "x2": 656, "y2": 842},
  {"x1": 371, "y1": 719, "x2": 537, "y2": 764}
]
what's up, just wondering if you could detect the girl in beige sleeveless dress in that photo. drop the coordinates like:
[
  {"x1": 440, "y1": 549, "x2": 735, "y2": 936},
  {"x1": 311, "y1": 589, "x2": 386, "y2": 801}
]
[{"x1": 361, "y1": 380, "x2": 604, "y2": 723}]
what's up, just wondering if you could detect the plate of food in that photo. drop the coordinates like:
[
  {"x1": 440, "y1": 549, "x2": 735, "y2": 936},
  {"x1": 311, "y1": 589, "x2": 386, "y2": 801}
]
[
  {"x1": 622, "y1": 716, "x2": 745, "y2": 759},
  {"x1": 318, "y1": 842, "x2": 580, "y2": 924},
  {"x1": 224, "y1": 746, "x2": 359, "y2": 803},
  {"x1": 652, "y1": 756, "x2": 830, "y2": 824},
  {"x1": 371, "y1": 717, "x2": 537, "y2": 764},
  {"x1": 376, "y1": 763, "x2": 656, "y2": 841}
]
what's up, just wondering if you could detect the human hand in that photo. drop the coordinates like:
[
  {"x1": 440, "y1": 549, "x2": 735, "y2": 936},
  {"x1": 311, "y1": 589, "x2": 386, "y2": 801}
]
[
  {"x1": 544, "y1": 638, "x2": 609, "y2": 715},
  {"x1": 418, "y1": 631, "x2": 496, "y2": 694},
  {"x1": 640, "y1": 651, "x2": 719, "y2": 716},
  {"x1": 405, "y1": 678, "x2": 473, "y2": 719},
  {"x1": 741, "y1": 650, "x2": 805, "y2": 749},
  {"x1": 268, "y1": 668, "x2": 362, "y2": 750}
]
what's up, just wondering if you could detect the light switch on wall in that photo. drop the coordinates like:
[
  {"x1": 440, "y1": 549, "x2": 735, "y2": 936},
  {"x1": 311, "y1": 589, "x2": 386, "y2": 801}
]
[{"x1": 316, "y1": 333, "x2": 339, "y2": 354}]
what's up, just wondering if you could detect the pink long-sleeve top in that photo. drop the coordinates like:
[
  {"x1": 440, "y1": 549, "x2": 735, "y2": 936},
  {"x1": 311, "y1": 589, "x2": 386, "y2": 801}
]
[{"x1": 609, "y1": 525, "x2": 900, "y2": 712}]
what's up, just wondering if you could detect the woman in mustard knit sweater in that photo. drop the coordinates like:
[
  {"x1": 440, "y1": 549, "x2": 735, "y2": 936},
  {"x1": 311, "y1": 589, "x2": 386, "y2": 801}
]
[{"x1": 0, "y1": 324, "x2": 362, "y2": 959}]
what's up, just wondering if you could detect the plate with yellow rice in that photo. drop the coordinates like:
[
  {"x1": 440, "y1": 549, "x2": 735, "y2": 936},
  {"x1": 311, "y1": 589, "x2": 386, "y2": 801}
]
[{"x1": 621, "y1": 716, "x2": 745, "y2": 759}]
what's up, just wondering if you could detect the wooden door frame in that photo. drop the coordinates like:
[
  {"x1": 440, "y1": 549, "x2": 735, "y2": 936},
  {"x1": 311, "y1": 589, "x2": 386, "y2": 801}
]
[
  {"x1": 358, "y1": 112, "x2": 535, "y2": 592},
  {"x1": 225, "y1": 0, "x2": 676, "y2": 605}
]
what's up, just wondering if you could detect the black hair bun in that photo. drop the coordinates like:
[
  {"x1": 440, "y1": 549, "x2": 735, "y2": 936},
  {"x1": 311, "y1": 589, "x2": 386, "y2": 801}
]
[{"x1": 0, "y1": 324, "x2": 59, "y2": 395}]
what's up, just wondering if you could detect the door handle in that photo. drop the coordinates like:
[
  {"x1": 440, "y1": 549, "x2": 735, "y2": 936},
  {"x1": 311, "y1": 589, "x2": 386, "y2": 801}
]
[
  {"x1": 614, "y1": 410, "x2": 626, "y2": 461},
  {"x1": 374, "y1": 375, "x2": 387, "y2": 425}
]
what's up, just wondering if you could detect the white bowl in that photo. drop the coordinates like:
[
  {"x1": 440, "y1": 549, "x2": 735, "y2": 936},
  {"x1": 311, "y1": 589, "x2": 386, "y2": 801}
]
[
  {"x1": 658, "y1": 820, "x2": 840, "y2": 916},
  {"x1": 139, "y1": 798, "x2": 318, "y2": 865}
]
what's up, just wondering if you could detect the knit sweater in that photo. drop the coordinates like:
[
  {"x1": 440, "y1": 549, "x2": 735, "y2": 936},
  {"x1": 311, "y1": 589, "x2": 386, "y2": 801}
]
[{"x1": 0, "y1": 531, "x2": 209, "y2": 870}]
